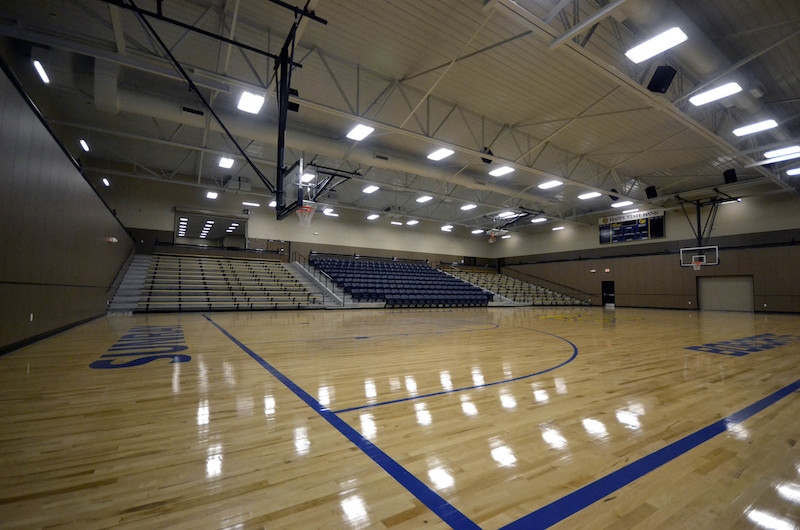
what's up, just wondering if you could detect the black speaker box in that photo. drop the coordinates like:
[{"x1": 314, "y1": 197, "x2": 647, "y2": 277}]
[
  {"x1": 724, "y1": 169, "x2": 737, "y2": 184},
  {"x1": 647, "y1": 65, "x2": 677, "y2": 93},
  {"x1": 645, "y1": 185, "x2": 658, "y2": 199}
]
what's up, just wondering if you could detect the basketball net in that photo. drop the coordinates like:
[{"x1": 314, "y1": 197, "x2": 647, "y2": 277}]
[
  {"x1": 297, "y1": 206, "x2": 315, "y2": 227},
  {"x1": 488, "y1": 234, "x2": 496, "y2": 244},
  {"x1": 692, "y1": 261, "x2": 702, "y2": 271}
]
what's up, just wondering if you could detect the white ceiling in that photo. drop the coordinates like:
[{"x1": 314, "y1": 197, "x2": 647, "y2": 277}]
[{"x1": 1, "y1": 0, "x2": 798, "y2": 234}]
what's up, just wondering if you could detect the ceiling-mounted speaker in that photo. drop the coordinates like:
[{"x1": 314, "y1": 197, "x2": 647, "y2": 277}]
[
  {"x1": 647, "y1": 65, "x2": 677, "y2": 93},
  {"x1": 645, "y1": 185, "x2": 658, "y2": 199},
  {"x1": 724, "y1": 169, "x2": 737, "y2": 184},
  {"x1": 481, "y1": 147, "x2": 493, "y2": 164}
]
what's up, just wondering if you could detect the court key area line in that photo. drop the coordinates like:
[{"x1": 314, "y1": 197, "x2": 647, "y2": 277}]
[
  {"x1": 202, "y1": 315, "x2": 480, "y2": 530},
  {"x1": 333, "y1": 327, "x2": 579, "y2": 414}
]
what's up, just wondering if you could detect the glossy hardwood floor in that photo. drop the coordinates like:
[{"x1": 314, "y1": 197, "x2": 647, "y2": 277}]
[{"x1": 1, "y1": 307, "x2": 799, "y2": 529}]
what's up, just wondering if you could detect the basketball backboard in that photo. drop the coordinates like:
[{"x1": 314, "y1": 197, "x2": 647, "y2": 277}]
[{"x1": 680, "y1": 245, "x2": 719, "y2": 267}]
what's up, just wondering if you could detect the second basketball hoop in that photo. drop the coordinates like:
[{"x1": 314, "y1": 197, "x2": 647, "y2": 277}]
[{"x1": 297, "y1": 205, "x2": 315, "y2": 227}]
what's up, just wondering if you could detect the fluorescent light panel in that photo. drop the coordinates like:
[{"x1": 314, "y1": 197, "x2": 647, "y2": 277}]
[
  {"x1": 489, "y1": 166, "x2": 514, "y2": 177},
  {"x1": 300, "y1": 172, "x2": 315, "y2": 183},
  {"x1": 441, "y1": 225, "x2": 453, "y2": 232},
  {"x1": 269, "y1": 200, "x2": 277, "y2": 207},
  {"x1": 416, "y1": 195, "x2": 433, "y2": 203},
  {"x1": 80, "y1": 139, "x2": 89, "y2": 152},
  {"x1": 497, "y1": 211, "x2": 516, "y2": 219},
  {"x1": 33, "y1": 60, "x2": 50, "y2": 84},
  {"x1": 219, "y1": 157, "x2": 234, "y2": 168},
  {"x1": 471, "y1": 229, "x2": 484, "y2": 234},
  {"x1": 242, "y1": 201, "x2": 260, "y2": 207},
  {"x1": 367, "y1": 214, "x2": 380, "y2": 220},
  {"x1": 531, "y1": 217, "x2": 547, "y2": 223},
  {"x1": 786, "y1": 168, "x2": 800, "y2": 176},
  {"x1": 552, "y1": 226, "x2": 565, "y2": 231},
  {"x1": 346, "y1": 124, "x2": 374, "y2": 141},
  {"x1": 578, "y1": 191, "x2": 601, "y2": 200},
  {"x1": 406, "y1": 220, "x2": 419, "y2": 225},
  {"x1": 390, "y1": 221, "x2": 402, "y2": 225},
  {"x1": 428, "y1": 148, "x2": 454, "y2": 161},
  {"x1": 689, "y1": 82, "x2": 742, "y2": 106},
  {"x1": 733, "y1": 119, "x2": 778, "y2": 136},
  {"x1": 363, "y1": 185, "x2": 380, "y2": 194},
  {"x1": 460, "y1": 204, "x2": 477, "y2": 210},
  {"x1": 538, "y1": 180, "x2": 562, "y2": 189},
  {"x1": 764, "y1": 145, "x2": 800, "y2": 159},
  {"x1": 237, "y1": 91, "x2": 265, "y2": 114},
  {"x1": 611, "y1": 200, "x2": 633, "y2": 208},
  {"x1": 102, "y1": 178, "x2": 110, "y2": 187},
  {"x1": 501, "y1": 235, "x2": 511, "y2": 239},
  {"x1": 625, "y1": 27, "x2": 687, "y2": 64},
  {"x1": 206, "y1": 191, "x2": 218, "y2": 199}
]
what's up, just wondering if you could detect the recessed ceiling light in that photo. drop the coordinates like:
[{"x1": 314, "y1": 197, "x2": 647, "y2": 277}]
[
  {"x1": 531, "y1": 217, "x2": 547, "y2": 223},
  {"x1": 346, "y1": 124, "x2": 374, "y2": 141},
  {"x1": 764, "y1": 145, "x2": 800, "y2": 159},
  {"x1": 497, "y1": 211, "x2": 516, "y2": 218},
  {"x1": 219, "y1": 157, "x2": 234, "y2": 168},
  {"x1": 367, "y1": 214, "x2": 380, "y2": 220},
  {"x1": 471, "y1": 229, "x2": 485, "y2": 234},
  {"x1": 460, "y1": 203, "x2": 477, "y2": 211},
  {"x1": 300, "y1": 172, "x2": 315, "y2": 183},
  {"x1": 501, "y1": 235, "x2": 511, "y2": 239},
  {"x1": 733, "y1": 119, "x2": 778, "y2": 137},
  {"x1": 489, "y1": 166, "x2": 514, "y2": 177},
  {"x1": 237, "y1": 91, "x2": 265, "y2": 114},
  {"x1": 624, "y1": 27, "x2": 687, "y2": 64},
  {"x1": 406, "y1": 219, "x2": 419, "y2": 225},
  {"x1": 441, "y1": 225, "x2": 453, "y2": 232},
  {"x1": 689, "y1": 82, "x2": 742, "y2": 106},
  {"x1": 33, "y1": 60, "x2": 50, "y2": 84},
  {"x1": 787, "y1": 168, "x2": 800, "y2": 176},
  {"x1": 427, "y1": 148, "x2": 454, "y2": 161},
  {"x1": 269, "y1": 200, "x2": 277, "y2": 208},
  {"x1": 102, "y1": 178, "x2": 110, "y2": 187},
  {"x1": 363, "y1": 185, "x2": 380, "y2": 194},
  {"x1": 80, "y1": 139, "x2": 90, "y2": 152},
  {"x1": 179, "y1": 217, "x2": 188, "y2": 221},
  {"x1": 390, "y1": 221, "x2": 403, "y2": 225},
  {"x1": 578, "y1": 191, "x2": 601, "y2": 200},
  {"x1": 623, "y1": 208, "x2": 639, "y2": 214},
  {"x1": 206, "y1": 191, "x2": 218, "y2": 199},
  {"x1": 538, "y1": 180, "x2": 562, "y2": 190},
  {"x1": 416, "y1": 195, "x2": 433, "y2": 203},
  {"x1": 242, "y1": 201, "x2": 260, "y2": 207},
  {"x1": 552, "y1": 226, "x2": 565, "y2": 231},
  {"x1": 611, "y1": 200, "x2": 633, "y2": 208}
]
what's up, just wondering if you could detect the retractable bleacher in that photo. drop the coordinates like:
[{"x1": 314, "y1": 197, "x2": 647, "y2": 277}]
[
  {"x1": 447, "y1": 269, "x2": 583, "y2": 306},
  {"x1": 310, "y1": 257, "x2": 492, "y2": 308},
  {"x1": 136, "y1": 253, "x2": 318, "y2": 312}
]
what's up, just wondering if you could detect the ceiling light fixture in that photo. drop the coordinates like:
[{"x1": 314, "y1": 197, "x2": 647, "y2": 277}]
[
  {"x1": 578, "y1": 192, "x2": 601, "y2": 200},
  {"x1": 346, "y1": 124, "x2": 374, "y2": 141},
  {"x1": 530, "y1": 217, "x2": 547, "y2": 223},
  {"x1": 460, "y1": 204, "x2": 477, "y2": 210},
  {"x1": 471, "y1": 229, "x2": 485, "y2": 234},
  {"x1": 497, "y1": 211, "x2": 516, "y2": 219},
  {"x1": 406, "y1": 220, "x2": 419, "y2": 225},
  {"x1": 611, "y1": 200, "x2": 633, "y2": 208},
  {"x1": 501, "y1": 235, "x2": 511, "y2": 239},
  {"x1": 416, "y1": 195, "x2": 433, "y2": 203},
  {"x1": 489, "y1": 166, "x2": 514, "y2": 177},
  {"x1": 764, "y1": 145, "x2": 800, "y2": 159},
  {"x1": 427, "y1": 148, "x2": 454, "y2": 161},
  {"x1": 102, "y1": 178, "x2": 110, "y2": 187},
  {"x1": 552, "y1": 226, "x2": 565, "y2": 231},
  {"x1": 219, "y1": 157, "x2": 234, "y2": 168},
  {"x1": 786, "y1": 168, "x2": 800, "y2": 176},
  {"x1": 623, "y1": 208, "x2": 639, "y2": 214},
  {"x1": 363, "y1": 185, "x2": 380, "y2": 194},
  {"x1": 367, "y1": 214, "x2": 380, "y2": 220},
  {"x1": 625, "y1": 27, "x2": 688, "y2": 64},
  {"x1": 268, "y1": 200, "x2": 277, "y2": 207},
  {"x1": 732, "y1": 119, "x2": 778, "y2": 136},
  {"x1": 206, "y1": 191, "x2": 218, "y2": 199},
  {"x1": 689, "y1": 82, "x2": 742, "y2": 106},
  {"x1": 390, "y1": 221, "x2": 402, "y2": 225},
  {"x1": 300, "y1": 172, "x2": 315, "y2": 183},
  {"x1": 80, "y1": 139, "x2": 90, "y2": 152},
  {"x1": 441, "y1": 225, "x2": 453, "y2": 232},
  {"x1": 33, "y1": 60, "x2": 50, "y2": 84},
  {"x1": 242, "y1": 201, "x2": 260, "y2": 207},
  {"x1": 538, "y1": 180, "x2": 562, "y2": 189},
  {"x1": 237, "y1": 91, "x2": 265, "y2": 114}
]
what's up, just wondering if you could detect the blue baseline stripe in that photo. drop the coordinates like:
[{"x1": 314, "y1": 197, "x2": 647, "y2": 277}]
[
  {"x1": 502, "y1": 377, "x2": 800, "y2": 530},
  {"x1": 202, "y1": 315, "x2": 480, "y2": 530},
  {"x1": 333, "y1": 329, "x2": 579, "y2": 414}
]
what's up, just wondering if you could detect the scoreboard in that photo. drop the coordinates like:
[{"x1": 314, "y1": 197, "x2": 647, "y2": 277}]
[{"x1": 599, "y1": 209, "x2": 665, "y2": 244}]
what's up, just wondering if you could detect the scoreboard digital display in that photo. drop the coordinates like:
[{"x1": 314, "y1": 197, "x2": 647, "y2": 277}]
[{"x1": 599, "y1": 209, "x2": 665, "y2": 244}]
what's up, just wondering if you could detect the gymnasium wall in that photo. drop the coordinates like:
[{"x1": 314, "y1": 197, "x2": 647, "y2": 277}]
[{"x1": 0, "y1": 70, "x2": 134, "y2": 352}]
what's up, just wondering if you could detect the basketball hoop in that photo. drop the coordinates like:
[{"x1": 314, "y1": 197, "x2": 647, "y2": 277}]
[
  {"x1": 296, "y1": 205, "x2": 315, "y2": 227},
  {"x1": 488, "y1": 234, "x2": 496, "y2": 244},
  {"x1": 692, "y1": 261, "x2": 703, "y2": 271}
]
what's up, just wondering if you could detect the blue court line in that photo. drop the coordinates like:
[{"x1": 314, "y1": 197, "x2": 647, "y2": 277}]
[
  {"x1": 202, "y1": 315, "x2": 480, "y2": 530},
  {"x1": 501, "y1": 377, "x2": 800, "y2": 529},
  {"x1": 333, "y1": 328, "x2": 578, "y2": 414}
]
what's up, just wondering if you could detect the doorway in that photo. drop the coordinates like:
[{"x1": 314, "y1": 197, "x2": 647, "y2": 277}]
[{"x1": 602, "y1": 281, "x2": 615, "y2": 306}]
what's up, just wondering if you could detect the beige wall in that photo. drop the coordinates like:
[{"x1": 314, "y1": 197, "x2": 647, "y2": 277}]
[{"x1": 0, "y1": 71, "x2": 134, "y2": 352}]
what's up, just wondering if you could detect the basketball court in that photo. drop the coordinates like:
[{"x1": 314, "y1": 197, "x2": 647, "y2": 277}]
[{"x1": 3, "y1": 306, "x2": 800, "y2": 528}]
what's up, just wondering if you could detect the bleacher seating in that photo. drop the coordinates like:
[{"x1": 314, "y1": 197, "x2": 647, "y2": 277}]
[
  {"x1": 447, "y1": 269, "x2": 584, "y2": 306},
  {"x1": 136, "y1": 253, "x2": 318, "y2": 312},
  {"x1": 310, "y1": 257, "x2": 492, "y2": 308}
]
